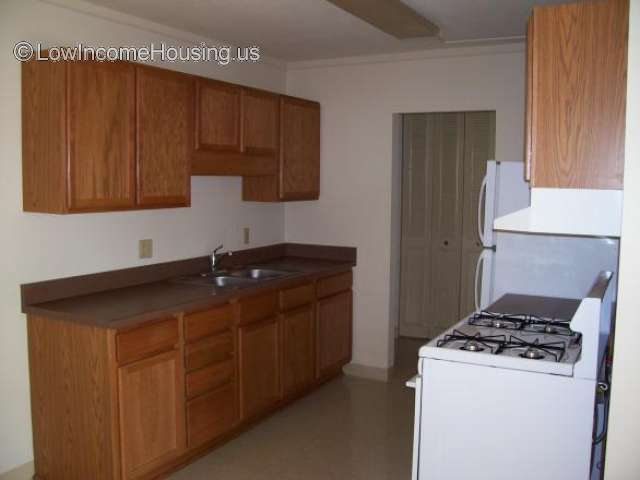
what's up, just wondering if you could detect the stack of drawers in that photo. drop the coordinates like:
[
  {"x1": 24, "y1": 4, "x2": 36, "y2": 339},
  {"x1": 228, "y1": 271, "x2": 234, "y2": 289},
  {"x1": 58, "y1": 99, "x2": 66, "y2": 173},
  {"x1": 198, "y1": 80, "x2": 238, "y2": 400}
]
[{"x1": 183, "y1": 304, "x2": 237, "y2": 448}]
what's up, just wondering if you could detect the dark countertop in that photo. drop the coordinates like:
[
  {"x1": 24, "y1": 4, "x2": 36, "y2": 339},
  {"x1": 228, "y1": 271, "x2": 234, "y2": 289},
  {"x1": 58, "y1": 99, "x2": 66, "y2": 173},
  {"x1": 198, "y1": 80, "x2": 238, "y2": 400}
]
[{"x1": 23, "y1": 256, "x2": 354, "y2": 330}]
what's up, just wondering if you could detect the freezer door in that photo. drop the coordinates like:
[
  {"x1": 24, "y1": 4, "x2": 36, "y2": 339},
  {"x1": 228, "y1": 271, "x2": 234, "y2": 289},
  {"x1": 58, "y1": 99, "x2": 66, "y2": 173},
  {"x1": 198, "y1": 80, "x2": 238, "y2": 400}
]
[{"x1": 478, "y1": 160, "x2": 497, "y2": 247}]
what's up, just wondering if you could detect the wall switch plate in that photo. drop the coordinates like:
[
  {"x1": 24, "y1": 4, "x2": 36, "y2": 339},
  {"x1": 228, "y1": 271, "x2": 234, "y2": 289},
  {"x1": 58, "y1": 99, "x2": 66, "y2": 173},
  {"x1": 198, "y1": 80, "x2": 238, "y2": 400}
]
[
  {"x1": 243, "y1": 227, "x2": 250, "y2": 245},
  {"x1": 139, "y1": 239, "x2": 153, "y2": 259}
]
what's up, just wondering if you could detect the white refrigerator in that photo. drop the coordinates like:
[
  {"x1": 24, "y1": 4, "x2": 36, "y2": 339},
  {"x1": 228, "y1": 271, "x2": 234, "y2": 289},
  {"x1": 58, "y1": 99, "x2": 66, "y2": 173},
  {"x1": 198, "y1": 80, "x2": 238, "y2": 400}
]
[{"x1": 475, "y1": 161, "x2": 619, "y2": 309}]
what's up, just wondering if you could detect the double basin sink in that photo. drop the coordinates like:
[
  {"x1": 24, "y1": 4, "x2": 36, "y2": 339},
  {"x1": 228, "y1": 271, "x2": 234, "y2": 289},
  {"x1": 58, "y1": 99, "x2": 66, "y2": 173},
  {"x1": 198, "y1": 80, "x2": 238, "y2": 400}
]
[{"x1": 176, "y1": 267, "x2": 295, "y2": 289}]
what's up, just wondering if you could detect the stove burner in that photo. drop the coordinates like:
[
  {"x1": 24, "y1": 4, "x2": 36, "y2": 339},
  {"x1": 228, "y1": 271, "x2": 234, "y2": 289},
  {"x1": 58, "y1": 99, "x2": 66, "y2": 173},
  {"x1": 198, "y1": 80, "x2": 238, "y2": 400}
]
[
  {"x1": 520, "y1": 347, "x2": 545, "y2": 360},
  {"x1": 461, "y1": 341, "x2": 484, "y2": 352},
  {"x1": 468, "y1": 312, "x2": 527, "y2": 330},
  {"x1": 437, "y1": 330, "x2": 506, "y2": 354},
  {"x1": 504, "y1": 335, "x2": 567, "y2": 362}
]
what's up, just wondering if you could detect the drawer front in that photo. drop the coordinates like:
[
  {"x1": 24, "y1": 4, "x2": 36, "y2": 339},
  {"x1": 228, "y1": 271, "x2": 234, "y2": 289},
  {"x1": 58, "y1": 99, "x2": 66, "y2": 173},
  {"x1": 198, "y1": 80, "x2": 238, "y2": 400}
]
[
  {"x1": 316, "y1": 271, "x2": 353, "y2": 299},
  {"x1": 184, "y1": 304, "x2": 234, "y2": 342},
  {"x1": 185, "y1": 332, "x2": 234, "y2": 372},
  {"x1": 280, "y1": 283, "x2": 314, "y2": 312},
  {"x1": 239, "y1": 292, "x2": 278, "y2": 325},
  {"x1": 117, "y1": 318, "x2": 179, "y2": 365},
  {"x1": 186, "y1": 359, "x2": 234, "y2": 398},
  {"x1": 186, "y1": 383, "x2": 236, "y2": 448}
]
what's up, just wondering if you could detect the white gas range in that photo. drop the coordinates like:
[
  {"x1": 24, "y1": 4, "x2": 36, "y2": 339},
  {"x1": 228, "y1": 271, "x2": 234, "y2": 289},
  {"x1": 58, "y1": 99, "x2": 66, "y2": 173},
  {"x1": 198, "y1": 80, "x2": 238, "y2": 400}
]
[{"x1": 408, "y1": 271, "x2": 614, "y2": 480}]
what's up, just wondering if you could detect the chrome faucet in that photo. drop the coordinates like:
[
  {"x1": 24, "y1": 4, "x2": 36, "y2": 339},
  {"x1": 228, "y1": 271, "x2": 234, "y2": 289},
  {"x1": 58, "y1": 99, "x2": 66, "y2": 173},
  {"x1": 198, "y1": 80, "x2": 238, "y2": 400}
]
[{"x1": 210, "y1": 244, "x2": 232, "y2": 274}]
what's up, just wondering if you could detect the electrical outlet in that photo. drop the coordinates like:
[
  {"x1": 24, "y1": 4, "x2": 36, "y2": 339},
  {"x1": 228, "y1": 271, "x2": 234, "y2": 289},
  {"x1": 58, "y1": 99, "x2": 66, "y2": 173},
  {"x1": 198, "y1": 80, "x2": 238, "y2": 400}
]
[
  {"x1": 243, "y1": 227, "x2": 250, "y2": 245},
  {"x1": 139, "y1": 239, "x2": 153, "y2": 259}
]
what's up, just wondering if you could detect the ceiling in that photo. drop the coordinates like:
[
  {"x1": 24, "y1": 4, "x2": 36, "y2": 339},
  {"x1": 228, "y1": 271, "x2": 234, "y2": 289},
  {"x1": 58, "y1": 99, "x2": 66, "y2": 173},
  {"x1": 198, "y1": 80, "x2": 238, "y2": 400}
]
[{"x1": 78, "y1": 0, "x2": 568, "y2": 61}]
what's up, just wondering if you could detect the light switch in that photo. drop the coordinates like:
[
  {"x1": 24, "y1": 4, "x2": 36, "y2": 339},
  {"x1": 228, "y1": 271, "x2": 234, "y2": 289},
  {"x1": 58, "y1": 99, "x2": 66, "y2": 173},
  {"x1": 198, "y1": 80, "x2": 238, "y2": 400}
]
[
  {"x1": 139, "y1": 239, "x2": 153, "y2": 259},
  {"x1": 243, "y1": 227, "x2": 250, "y2": 245}
]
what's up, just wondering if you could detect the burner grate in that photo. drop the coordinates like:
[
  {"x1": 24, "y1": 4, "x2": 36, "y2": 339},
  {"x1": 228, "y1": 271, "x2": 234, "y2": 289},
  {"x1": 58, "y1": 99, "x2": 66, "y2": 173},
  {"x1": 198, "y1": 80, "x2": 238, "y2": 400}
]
[{"x1": 501, "y1": 335, "x2": 568, "y2": 362}]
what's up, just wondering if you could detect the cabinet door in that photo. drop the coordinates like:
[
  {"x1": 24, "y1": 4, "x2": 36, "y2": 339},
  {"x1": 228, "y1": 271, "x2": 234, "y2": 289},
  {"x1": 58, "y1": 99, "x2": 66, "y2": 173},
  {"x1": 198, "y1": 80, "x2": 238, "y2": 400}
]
[
  {"x1": 195, "y1": 79, "x2": 241, "y2": 152},
  {"x1": 282, "y1": 306, "x2": 315, "y2": 396},
  {"x1": 242, "y1": 89, "x2": 279, "y2": 154},
  {"x1": 118, "y1": 350, "x2": 185, "y2": 480},
  {"x1": 279, "y1": 97, "x2": 320, "y2": 200},
  {"x1": 529, "y1": 0, "x2": 627, "y2": 189},
  {"x1": 68, "y1": 61, "x2": 136, "y2": 211},
  {"x1": 238, "y1": 317, "x2": 280, "y2": 420},
  {"x1": 524, "y1": 15, "x2": 534, "y2": 182},
  {"x1": 317, "y1": 290, "x2": 352, "y2": 378},
  {"x1": 136, "y1": 67, "x2": 193, "y2": 207}
]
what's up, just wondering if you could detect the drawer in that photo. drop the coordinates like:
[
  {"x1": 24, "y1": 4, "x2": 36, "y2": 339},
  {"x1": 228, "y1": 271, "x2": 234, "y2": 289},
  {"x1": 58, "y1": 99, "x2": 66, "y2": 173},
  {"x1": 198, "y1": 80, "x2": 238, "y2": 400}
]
[
  {"x1": 184, "y1": 304, "x2": 234, "y2": 342},
  {"x1": 316, "y1": 271, "x2": 352, "y2": 299},
  {"x1": 187, "y1": 382, "x2": 236, "y2": 448},
  {"x1": 280, "y1": 283, "x2": 314, "y2": 311},
  {"x1": 117, "y1": 318, "x2": 179, "y2": 365},
  {"x1": 185, "y1": 332, "x2": 234, "y2": 372},
  {"x1": 186, "y1": 358, "x2": 234, "y2": 398},
  {"x1": 239, "y1": 292, "x2": 278, "y2": 325}
]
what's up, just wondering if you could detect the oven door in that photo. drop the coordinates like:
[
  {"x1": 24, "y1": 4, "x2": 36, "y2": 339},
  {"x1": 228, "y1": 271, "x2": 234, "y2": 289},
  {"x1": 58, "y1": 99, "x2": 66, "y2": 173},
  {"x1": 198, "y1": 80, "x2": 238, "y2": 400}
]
[{"x1": 406, "y1": 366, "x2": 424, "y2": 480}]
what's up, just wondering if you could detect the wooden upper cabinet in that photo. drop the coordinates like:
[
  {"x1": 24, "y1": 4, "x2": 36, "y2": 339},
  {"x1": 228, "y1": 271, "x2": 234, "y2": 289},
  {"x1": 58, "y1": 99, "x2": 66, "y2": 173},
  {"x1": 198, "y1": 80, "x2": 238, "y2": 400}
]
[
  {"x1": 527, "y1": 0, "x2": 628, "y2": 189},
  {"x1": 192, "y1": 81, "x2": 279, "y2": 177},
  {"x1": 242, "y1": 88, "x2": 280, "y2": 154},
  {"x1": 22, "y1": 60, "x2": 137, "y2": 213},
  {"x1": 22, "y1": 60, "x2": 193, "y2": 213},
  {"x1": 136, "y1": 66, "x2": 193, "y2": 207},
  {"x1": 68, "y1": 61, "x2": 136, "y2": 211},
  {"x1": 279, "y1": 96, "x2": 320, "y2": 200},
  {"x1": 195, "y1": 79, "x2": 241, "y2": 153},
  {"x1": 242, "y1": 96, "x2": 320, "y2": 202}
]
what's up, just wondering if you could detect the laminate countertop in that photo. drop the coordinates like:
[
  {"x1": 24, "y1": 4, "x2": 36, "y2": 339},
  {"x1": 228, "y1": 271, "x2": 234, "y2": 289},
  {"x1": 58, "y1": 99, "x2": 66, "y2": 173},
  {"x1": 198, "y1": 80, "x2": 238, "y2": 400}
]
[{"x1": 21, "y1": 245, "x2": 356, "y2": 330}]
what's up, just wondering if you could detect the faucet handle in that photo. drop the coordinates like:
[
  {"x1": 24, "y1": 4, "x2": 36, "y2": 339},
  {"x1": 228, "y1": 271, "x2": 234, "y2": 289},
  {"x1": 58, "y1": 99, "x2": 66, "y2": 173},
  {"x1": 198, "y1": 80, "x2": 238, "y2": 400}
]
[{"x1": 213, "y1": 244, "x2": 224, "y2": 254}]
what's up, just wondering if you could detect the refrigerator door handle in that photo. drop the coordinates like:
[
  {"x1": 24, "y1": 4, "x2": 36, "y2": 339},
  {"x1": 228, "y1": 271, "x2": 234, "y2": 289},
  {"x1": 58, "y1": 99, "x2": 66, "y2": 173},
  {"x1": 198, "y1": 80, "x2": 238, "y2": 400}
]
[
  {"x1": 474, "y1": 250, "x2": 487, "y2": 312},
  {"x1": 477, "y1": 173, "x2": 489, "y2": 245}
]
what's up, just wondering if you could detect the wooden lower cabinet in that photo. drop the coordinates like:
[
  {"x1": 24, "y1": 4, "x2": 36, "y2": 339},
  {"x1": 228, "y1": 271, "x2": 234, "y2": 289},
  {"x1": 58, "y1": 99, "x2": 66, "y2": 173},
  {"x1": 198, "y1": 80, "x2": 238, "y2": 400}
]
[
  {"x1": 238, "y1": 316, "x2": 281, "y2": 419},
  {"x1": 317, "y1": 290, "x2": 353, "y2": 378},
  {"x1": 118, "y1": 349, "x2": 185, "y2": 480},
  {"x1": 186, "y1": 382, "x2": 236, "y2": 448},
  {"x1": 27, "y1": 270, "x2": 353, "y2": 480},
  {"x1": 282, "y1": 306, "x2": 315, "y2": 396}
]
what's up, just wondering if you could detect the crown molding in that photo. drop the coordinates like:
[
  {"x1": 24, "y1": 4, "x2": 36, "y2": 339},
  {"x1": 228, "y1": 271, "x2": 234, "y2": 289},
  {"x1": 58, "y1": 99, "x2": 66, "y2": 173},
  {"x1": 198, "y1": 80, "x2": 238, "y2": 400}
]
[{"x1": 285, "y1": 40, "x2": 525, "y2": 71}]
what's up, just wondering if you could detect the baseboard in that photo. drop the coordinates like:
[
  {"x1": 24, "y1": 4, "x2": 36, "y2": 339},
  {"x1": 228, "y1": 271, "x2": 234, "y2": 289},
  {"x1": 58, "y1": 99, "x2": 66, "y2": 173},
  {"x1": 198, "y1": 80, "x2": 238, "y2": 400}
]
[
  {"x1": 343, "y1": 362, "x2": 391, "y2": 382},
  {"x1": 0, "y1": 462, "x2": 34, "y2": 480}
]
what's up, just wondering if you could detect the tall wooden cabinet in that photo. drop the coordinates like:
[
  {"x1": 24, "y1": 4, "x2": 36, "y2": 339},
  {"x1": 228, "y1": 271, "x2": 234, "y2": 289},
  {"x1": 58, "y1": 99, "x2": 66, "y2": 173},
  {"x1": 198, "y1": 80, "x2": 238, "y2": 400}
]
[
  {"x1": 22, "y1": 60, "x2": 193, "y2": 213},
  {"x1": 525, "y1": 0, "x2": 628, "y2": 189}
]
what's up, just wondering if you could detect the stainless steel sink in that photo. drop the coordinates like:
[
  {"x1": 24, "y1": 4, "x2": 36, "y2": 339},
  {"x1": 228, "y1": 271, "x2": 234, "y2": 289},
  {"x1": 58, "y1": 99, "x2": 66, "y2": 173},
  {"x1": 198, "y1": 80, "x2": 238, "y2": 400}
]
[
  {"x1": 230, "y1": 268, "x2": 291, "y2": 280},
  {"x1": 209, "y1": 276, "x2": 256, "y2": 287},
  {"x1": 173, "y1": 274, "x2": 255, "y2": 288}
]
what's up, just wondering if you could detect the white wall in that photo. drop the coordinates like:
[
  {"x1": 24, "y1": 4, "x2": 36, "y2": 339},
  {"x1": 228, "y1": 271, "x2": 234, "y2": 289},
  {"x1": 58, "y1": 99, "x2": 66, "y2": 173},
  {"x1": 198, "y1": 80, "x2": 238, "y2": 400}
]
[
  {"x1": 605, "y1": 0, "x2": 640, "y2": 478},
  {"x1": 0, "y1": 0, "x2": 287, "y2": 473},
  {"x1": 285, "y1": 44, "x2": 526, "y2": 369}
]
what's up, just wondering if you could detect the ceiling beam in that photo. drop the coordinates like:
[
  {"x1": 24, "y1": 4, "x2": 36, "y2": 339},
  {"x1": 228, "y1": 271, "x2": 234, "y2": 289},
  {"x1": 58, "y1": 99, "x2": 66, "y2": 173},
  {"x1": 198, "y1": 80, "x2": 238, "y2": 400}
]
[{"x1": 325, "y1": 0, "x2": 440, "y2": 39}]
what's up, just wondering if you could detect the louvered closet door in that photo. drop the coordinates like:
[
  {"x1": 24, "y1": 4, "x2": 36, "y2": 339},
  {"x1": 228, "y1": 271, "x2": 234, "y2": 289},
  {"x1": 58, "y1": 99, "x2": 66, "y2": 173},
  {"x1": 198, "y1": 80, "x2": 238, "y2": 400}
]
[
  {"x1": 399, "y1": 114, "x2": 432, "y2": 338},
  {"x1": 399, "y1": 113, "x2": 465, "y2": 338},
  {"x1": 427, "y1": 113, "x2": 466, "y2": 337},
  {"x1": 399, "y1": 112, "x2": 495, "y2": 339}
]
